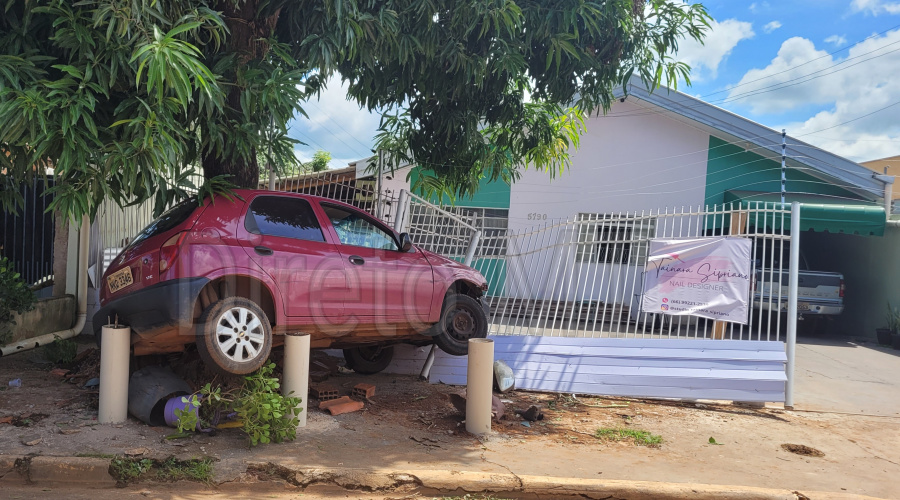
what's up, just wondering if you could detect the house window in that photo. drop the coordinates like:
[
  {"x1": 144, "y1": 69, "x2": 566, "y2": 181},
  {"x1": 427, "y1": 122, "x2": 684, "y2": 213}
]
[{"x1": 576, "y1": 213, "x2": 655, "y2": 265}]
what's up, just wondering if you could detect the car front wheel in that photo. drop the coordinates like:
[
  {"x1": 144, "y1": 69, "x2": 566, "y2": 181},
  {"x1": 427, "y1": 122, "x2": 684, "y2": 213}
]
[
  {"x1": 433, "y1": 294, "x2": 488, "y2": 356},
  {"x1": 197, "y1": 296, "x2": 273, "y2": 375},
  {"x1": 343, "y1": 345, "x2": 394, "y2": 374}
]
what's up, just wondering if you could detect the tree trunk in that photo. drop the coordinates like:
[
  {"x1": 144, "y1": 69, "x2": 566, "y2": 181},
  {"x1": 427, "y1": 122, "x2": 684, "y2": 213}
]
[
  {"x1": 201, "y1": 0, "x2": 280, "y2": 188},
  {"x1": 51, "y1": 211, "x2": 68, "y2": 297}
]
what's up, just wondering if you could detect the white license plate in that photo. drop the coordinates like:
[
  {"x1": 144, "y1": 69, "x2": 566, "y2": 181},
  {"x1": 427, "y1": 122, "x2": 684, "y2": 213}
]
[{"x1": 107, "y1": 266, "x2": 134, "y2": 294}]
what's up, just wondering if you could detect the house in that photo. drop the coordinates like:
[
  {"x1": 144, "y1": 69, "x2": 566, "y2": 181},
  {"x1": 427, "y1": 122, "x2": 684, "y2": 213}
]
[
  {"x1": 860, "y1": 154, "x2": 899, "y2": 212},
  {"x1": 354, "y1": 78, "x2": 896, "y2": 340}
]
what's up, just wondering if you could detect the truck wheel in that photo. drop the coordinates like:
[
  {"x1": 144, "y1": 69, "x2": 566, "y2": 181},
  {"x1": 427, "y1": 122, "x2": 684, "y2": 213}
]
[
  {"x1": 434, "y1": 294, "x2": 488, "y2": 356},
  {"x1": 343, "y1": 345, "x2": 394, "y2": 374},
  {"x1": 197, "y1": 296, "x2": 272, "y2": 375}
]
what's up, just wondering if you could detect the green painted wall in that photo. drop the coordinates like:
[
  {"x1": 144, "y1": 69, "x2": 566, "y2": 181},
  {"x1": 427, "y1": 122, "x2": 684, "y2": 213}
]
[
  {"x1": 409, "y1": 167, "x2": 511, "y2": 209},
  {"x1": 704, "y1": 136, "x2": 860, "y2": 206}
]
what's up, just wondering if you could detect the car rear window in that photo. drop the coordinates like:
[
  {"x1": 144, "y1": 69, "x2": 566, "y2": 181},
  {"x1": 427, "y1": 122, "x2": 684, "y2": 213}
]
[
  {"x1": 245, "y1": 196, "x2": 325, "y2": 242},
  {"x1": 129, "y1": 199, "x2": 199, "y2": 247}
]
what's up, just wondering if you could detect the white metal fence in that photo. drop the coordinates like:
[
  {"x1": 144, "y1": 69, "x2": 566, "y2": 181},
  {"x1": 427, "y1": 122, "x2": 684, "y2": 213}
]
[{"x1": 396, "y1": 193, "x2": 796, "y2": 343}]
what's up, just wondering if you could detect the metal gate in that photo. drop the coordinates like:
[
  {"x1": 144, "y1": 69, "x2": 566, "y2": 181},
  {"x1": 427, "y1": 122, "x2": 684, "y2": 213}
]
[{"x1": 1, "y1": 177, "x2": 55, "y2": 286}]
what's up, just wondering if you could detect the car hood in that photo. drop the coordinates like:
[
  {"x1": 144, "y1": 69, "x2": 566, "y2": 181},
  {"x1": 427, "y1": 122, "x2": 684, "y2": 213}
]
[{"x1": 418, "y1": 247, "x2": 488, "y2": 287}]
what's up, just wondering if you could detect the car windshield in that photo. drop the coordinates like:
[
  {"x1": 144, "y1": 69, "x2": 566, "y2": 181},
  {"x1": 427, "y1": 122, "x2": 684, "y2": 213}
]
[{"x1": 127, "y1": 199, "x2": 199, "y2": 248}]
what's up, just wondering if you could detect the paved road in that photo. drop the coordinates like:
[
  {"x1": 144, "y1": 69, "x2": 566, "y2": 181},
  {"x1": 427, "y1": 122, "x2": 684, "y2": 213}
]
[{"x1": 794, "y1": 336, "x2": 900, "y2": 416}]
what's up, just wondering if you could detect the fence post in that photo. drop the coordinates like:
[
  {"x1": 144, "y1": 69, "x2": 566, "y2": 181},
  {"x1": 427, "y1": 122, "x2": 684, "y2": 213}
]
[
  {"x1": 785, "y1": 201, "x2": 800, "y2": 409},
  {"x1": 394, "y1": 189, "x2": 409, "y2": 233},
  {"x1": 420, "y1": 228, "x2": 483, "y2": 381}
]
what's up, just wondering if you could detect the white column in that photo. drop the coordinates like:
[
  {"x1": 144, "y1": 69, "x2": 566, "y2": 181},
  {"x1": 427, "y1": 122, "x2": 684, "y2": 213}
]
[
  {"x1": 98, "y1": 325, "x2": 131, "y2": 423},
  {"x1": 283, "y1": 332, "x2": 310, "y2": 427},
  {"x1": 466, "y1": 338, "x2": 494, "y2": 435},
  {"x1": 785, "y1": 202, "x2": 801, "y2": 409}
]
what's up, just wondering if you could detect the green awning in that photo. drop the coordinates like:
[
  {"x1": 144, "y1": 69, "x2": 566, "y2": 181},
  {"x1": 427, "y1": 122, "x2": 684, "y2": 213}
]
[{"x1": 723, "y1": 190, "x2": 886, "y2": 237}]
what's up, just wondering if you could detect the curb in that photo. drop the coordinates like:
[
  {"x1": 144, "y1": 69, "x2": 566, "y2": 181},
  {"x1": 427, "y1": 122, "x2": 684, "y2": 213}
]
[{"x1": 0, "y1": 455, "x2": 887, "y2": 500}]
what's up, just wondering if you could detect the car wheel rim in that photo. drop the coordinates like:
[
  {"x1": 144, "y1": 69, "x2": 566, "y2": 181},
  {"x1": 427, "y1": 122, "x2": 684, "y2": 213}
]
[
  {"x1": 215, "y1": 306, "x2": 265, "y2": 363},
  {"x1": 447, "y1": 307, "x2": 476, "y2": 340}
]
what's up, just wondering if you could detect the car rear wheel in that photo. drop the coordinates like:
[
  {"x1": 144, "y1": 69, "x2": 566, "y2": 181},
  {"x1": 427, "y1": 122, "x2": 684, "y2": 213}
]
[
  {"x1": 343, "y1": 345, "x2": 394, "y2": 374},
  {"x1": 434, "y1": 294, "x2": 488, "y2": 356},
  {"x1": 197, "y1": 296, "x2": 272, "y2": 375}
]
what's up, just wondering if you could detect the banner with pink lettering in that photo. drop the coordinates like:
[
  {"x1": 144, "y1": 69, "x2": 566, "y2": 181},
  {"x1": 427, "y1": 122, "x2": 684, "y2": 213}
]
[{"x1": 641, "y1": 237, "x2": 753, "y2": 324}]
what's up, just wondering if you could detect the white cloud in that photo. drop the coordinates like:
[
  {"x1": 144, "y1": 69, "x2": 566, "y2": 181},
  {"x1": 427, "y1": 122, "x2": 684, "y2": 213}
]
[
  {"x1": 289, "y1": 76, "x2": 382, "y2": 167},
  {"x1": 763, "y1": 21, "x2": 782, "y2": 34},
  {"x1": 824, "y1": 35, "x2": 847, "y2": 46},
  {"x1": 727, "y1": 30, "x2": 900, "y2": 161},
  {"x1": 749, "y1": 2, "x2": 770, "y2": 14},
  {"x1": 677, "y1": 19, "x2": 755, "y2": 80},
  {"x1": 851, "y1": 0, "x2": 900, "y2": 15}
]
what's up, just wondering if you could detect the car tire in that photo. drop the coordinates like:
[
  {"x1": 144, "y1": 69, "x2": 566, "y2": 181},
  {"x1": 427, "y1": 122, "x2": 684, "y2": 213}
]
[
  {"x1": 433, "y1": 294, "x2": 488, "y2": 356},
  {"x1": 343, "y1": 345, "x2": 394, "y2": 375},
  {"x1": 196, "y1": 296, "x2": 272, "y2": 375}
]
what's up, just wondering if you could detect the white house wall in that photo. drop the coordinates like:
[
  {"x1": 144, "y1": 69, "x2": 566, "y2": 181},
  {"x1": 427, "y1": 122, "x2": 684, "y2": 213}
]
[{"x1": 504, "y1": 99, "x2": 711, "y2": 302}]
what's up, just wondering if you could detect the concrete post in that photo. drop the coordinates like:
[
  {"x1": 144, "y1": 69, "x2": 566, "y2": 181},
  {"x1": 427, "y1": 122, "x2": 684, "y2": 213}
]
[
  {"x1": 466, "y1": 338, "x2": 494, "y2": 435},
  {"x1": 283, "y1": 332, "x2": 310, "y2": 428},
  {"x1": 98, "y1": 325, "x2": 130, "y2": 423},
  {"x1": 785, "y1": 202, "x2": 801, "y2": 409}
]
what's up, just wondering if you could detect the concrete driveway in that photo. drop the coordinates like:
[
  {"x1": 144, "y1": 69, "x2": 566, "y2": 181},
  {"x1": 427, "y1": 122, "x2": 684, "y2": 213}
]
[{"x1": 794, "y1": 336, "x2": 900, "y2": 416}]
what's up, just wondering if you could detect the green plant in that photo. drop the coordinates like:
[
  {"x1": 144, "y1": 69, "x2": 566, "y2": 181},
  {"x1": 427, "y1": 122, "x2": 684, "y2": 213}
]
[
  {"x1": 174, "y1": 362, "x2": 302, "y2": 447},
  {"x1": 110, "y1": 458, "x2": 153, "y2": 482},
  {"x1": 594, "y1": 427, "x2": 663, "y2": 447},
  {"x1": 886, "y1": 302, "x2": 900, "y2": 333},
  {"x1": 155, "y1": 457, "x2": 214, "y2": 483},
  {"x1": 43, "y1": 335, "x2": 78, "y2": 364},
  {"x1": 0, "y1": 256, "x2": 36, "y2": 346}
]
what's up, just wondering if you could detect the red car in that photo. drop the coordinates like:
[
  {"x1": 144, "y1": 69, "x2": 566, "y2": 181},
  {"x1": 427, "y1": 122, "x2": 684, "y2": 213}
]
[{"x1": 94, "y1": 190, "x2": 489, "y2": 375}]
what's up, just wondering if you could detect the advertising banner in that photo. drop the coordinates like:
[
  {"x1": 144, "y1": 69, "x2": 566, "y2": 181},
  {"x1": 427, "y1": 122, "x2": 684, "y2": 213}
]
[{"x1": 641, "y1": 237, "x2": 752, "y2": 324}]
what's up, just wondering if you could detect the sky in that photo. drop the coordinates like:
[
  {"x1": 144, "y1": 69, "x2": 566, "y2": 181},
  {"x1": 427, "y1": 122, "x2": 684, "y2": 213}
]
[{"x1": 287, "y1": 0, "x2": 900, "y2": 169}]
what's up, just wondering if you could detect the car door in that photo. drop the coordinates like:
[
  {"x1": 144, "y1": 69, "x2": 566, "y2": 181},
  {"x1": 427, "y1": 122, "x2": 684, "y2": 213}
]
[
  {"x1": 319, "y1": 202, "x2": 434, "y2": 326},
  {"x1": 236, "y1": 194, "x2": 346, "y2": 319}
]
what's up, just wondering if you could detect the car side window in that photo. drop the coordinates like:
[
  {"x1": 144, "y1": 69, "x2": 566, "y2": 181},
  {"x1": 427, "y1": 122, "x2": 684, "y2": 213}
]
[
  {"x1": 321, "y1": 204, "x2": 397, "y2": 251},
  {"x1": 245, "y1": 196, "x2": 325, "y2": 242}
]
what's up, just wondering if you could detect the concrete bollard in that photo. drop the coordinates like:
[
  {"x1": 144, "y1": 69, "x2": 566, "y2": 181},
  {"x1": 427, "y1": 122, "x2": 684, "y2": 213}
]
[
  {"x1": 282, "y1": 332, "x2": 310, "y2": 428},
  {"x1": 98, "y1": 325, "x2": 131, "y2": 424},
  {"x1": 466, "y1": 338, "x2": 494, "y2": 435}
]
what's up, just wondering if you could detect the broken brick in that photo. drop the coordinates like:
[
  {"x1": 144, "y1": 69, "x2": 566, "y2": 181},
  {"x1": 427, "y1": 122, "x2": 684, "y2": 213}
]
[
  {"x1": 49, "y1": 368, "x2": 69, "y2": 378},
  {"x1": 353, "y1": 383, "x2": 376, "y2": 399},
  {"x1": 319, "y1": 396, "x2": 352, "y2": 410},
  {"x1": 324, "y1": 400, "x2": 364, "y2": 416},
  {"x1": 310, "y1": 385, "x2": 340, "y2": 401}
]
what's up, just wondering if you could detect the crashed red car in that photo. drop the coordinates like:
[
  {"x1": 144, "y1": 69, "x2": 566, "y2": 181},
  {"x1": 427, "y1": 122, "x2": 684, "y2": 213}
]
[{"x1": 94, "y1": 190, "x2": 489, "y2": 375}]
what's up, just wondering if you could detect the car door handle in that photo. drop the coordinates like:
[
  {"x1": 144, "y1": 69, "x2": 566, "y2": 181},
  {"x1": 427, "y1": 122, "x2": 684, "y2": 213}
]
[
  {"x1": 349, "y1": 255, "x2": 365, "y2": 266},
  {"x1": 254, "y1": 246, "x2": 273, "y2": 256}
]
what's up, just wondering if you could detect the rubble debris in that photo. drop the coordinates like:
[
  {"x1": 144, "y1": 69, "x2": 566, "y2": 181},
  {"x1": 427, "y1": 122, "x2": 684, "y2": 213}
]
[
  {"x1": 447, "y1": 392, "x2": 506, "y2": 421},
  {"x1": 21, "y1": 434, "x2": 42, "y2": 446},
  {"x1": 309, "y1": 351, "x2": 342, "y2": 382},
  {"x1": 310, "y1": 385, "x2": 340, "y2": 401},
  {"x1": 515, "y1": 405, "x2": 545, "y2": 422},
  {"x1": 324, "y1": 400, "x2": 364, "y2": 416},
  {"x1": 49, "y1": 368, "x2": 70, "y2": 378},
  {"x1": 319, "y1": 396, "x2": 353, "y2": 410},
  {"x1": 493, "y1": 360, "x2": 515, "y2": 393},
  {"x1": 353, "y1": 383, "x2": 376, "y2": 399}
]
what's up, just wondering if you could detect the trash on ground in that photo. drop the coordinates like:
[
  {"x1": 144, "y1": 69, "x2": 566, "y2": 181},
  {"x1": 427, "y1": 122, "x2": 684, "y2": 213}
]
[
  {"x1": 515, "y1": 405, "x2": 545, "y2": 422},
  {"x1": 8, "y1": 378, "x2": 21, "y2": 387},
  {"x1": 493, "y1": 360, "x2": 515, "y2": 393},
  {"x1": 127, "y1": 366, "x2": 192, "y2": 426},
  {"x1": 84, "y1": 377, "x2": 100, "y2": 388}
]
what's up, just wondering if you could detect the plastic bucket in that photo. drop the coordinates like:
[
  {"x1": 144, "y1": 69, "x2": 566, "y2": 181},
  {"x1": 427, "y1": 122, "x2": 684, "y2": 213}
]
[{"x1": 163, "y1": 395, "x2": 200, "y2": 428}]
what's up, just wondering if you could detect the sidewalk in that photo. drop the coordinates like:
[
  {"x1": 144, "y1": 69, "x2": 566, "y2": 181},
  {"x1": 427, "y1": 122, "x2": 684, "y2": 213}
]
[{"x1": 1, "y1": 339, "x2": 899, "y2": 499}]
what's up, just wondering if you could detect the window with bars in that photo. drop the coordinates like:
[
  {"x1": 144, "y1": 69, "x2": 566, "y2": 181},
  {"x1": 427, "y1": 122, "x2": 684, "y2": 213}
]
[{"x1": 576, "y1": 213, "x2": 655, "y2": 265}]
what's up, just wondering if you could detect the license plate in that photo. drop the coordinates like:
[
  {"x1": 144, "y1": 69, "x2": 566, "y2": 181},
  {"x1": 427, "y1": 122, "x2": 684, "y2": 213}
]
[
  {"x1": 798, "y1": 302, "x2": 810, "y2": 311},
  {"x1": 107, "y1": 266, "x2": 134, "y2": 294}
]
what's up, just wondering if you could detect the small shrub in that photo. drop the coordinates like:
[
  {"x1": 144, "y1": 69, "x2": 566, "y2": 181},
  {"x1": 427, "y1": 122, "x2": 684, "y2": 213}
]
[
  {"x1": 0, "y1": 256, "x2": 36, "y2": 346},
  {"x1": 43, "y1": 336, "x2": 78, "y2": 364},
  {"x1": 110, "y1": 458, "x2": 153, "y2": 482},
  {"x1": 174, "y1": 362, "x2": 302, "y2": 447}
]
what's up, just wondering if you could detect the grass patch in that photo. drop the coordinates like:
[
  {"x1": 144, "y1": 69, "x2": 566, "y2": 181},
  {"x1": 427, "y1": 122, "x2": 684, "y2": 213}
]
[
  {"x1": 155, "y1": 457, "x2": 214, "y2": 482},
  {"x1": 107, "y1": 457, "x2": 214, "y2": 484},
  {"x1": 594, "y1": 427, "x2": 663, "y2": 447}
]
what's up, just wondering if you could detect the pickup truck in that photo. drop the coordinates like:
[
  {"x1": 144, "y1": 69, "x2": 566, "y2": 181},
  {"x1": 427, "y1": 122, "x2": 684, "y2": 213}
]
[{"x1": 752, "y1": 239, "x2": 843, "y2": 333}]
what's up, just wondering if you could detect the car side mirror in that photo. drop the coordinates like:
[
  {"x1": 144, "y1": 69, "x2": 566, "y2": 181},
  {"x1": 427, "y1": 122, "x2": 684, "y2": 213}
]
[{"x1": 399, "y1": 233, "x2": 413, "y2": 252}]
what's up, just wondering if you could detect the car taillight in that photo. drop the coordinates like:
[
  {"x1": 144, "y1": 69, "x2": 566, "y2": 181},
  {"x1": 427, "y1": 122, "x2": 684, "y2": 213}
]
[
  {"x1": 159, "y1": 232, "x2": 187, "y2": 273},
  {"x1": 839, "y1": 279, "x2": 844, "y2": 298}
]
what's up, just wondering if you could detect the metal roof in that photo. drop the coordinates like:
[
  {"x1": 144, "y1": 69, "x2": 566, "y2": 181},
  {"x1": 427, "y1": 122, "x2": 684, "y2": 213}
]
[{"x1": 618, "y1": 78, "x2": 887, "y2": 202}]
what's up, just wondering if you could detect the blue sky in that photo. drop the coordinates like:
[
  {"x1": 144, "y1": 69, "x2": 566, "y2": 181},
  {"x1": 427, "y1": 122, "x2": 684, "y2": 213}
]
[{"x1": 288, "y1": 0, "x2": 900, "y2": 168}]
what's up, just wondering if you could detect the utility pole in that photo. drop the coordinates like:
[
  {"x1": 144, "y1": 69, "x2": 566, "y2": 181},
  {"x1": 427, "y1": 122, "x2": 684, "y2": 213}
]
[
  {"x1": 781, "y1": 129, "x2": 786, "y2": 205},
  {"x1": 376, "y1": 149, "x2": 383, "y2": 219}
]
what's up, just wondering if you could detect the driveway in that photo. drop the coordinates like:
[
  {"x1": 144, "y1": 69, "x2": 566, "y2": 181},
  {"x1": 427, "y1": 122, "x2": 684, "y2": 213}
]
[{"x1": 794, "y1": 336, "x2": 900, "y2": 416}]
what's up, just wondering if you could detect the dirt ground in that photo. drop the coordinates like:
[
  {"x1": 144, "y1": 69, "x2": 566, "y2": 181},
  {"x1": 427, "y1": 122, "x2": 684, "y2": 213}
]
[{"x1": 1, "y1": 337, "x2": 899, "y2": 499}]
